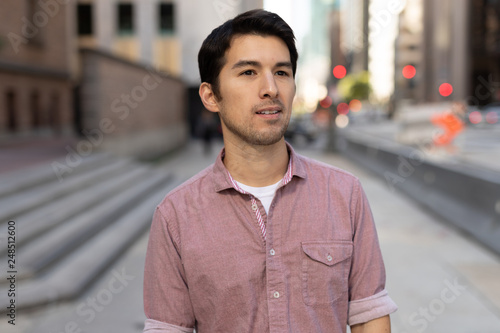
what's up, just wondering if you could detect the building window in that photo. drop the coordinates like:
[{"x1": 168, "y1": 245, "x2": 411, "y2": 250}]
[
  {"x1": 49, "y1": 92, "x2": 61, "y2": 133},
  {"x1": 27, "y1": 0, "x2": 43, "y2": 45},
  {"x1": 6, "y1": 90, "x2": 17, "y2": 132},
  {"x1": 118, "y1": 3, "x2": 134, "y2": 35},
  {"x1": 77, "y1": 4, "x2": 93, "y2": 35},
  {"x1": 30, "y1": 91, "x2": 41, "y2": 128},
  {"x1": 159, "y1": 3, "x2": 175, "y2": 34}
]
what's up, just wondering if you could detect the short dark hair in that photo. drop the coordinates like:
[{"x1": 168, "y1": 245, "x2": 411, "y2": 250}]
[{"x1": 198, "y1": 9, "x2": 298, "y2": 100}]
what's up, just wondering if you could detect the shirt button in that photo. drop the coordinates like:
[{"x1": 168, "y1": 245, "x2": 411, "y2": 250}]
[
  {"x1": 251, "y1": 203, "x2": 258, "y2": 211},
  {"x1": 273, "y1": 291, "x2": 280, "y2": 298},
  {"x1": 270, "y1": 249, "x2": 276, "y2": 256},
  {"x1": 327, "y1": 255, "x2": 333, "y2": 262}
]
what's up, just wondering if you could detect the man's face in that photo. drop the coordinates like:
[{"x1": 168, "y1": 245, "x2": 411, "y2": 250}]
[{"x1": 214, "y1": 34, "x2": 296, "y2": 146}]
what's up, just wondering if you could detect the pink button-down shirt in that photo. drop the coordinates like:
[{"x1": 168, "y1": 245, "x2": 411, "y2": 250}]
[{"x1": 143, "y1": 144, "x2": 397, "y2": 333}]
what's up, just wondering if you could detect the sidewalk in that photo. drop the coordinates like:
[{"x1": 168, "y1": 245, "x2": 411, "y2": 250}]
[{"x1": 3, "y1": 139, "x2": 500, "y2": 333}]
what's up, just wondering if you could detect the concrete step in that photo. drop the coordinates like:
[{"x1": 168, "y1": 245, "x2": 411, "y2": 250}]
[
  {"x1": 0, "y1": 152, "x2": 111, "y2": 200},
  {"x1": 0, "y1": 164, "x2": 151, "y2": 250},
  {"x1": 0, "y1": 158, "x2": 132, "y2": 222},
  {"x1": 8, "y1": 170, "x2": 172, "y2": 281},
  {"x1": 0, "y1": 176, "x2": 178, "y2": 312}
]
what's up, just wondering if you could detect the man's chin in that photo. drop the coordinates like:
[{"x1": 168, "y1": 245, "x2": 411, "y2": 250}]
[{"x1": 247, "y1": 131, "x2": 287, "y2": 146}]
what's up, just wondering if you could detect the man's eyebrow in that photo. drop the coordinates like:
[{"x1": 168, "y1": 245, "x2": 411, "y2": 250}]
[
  {"x1": 275, "y1": 61, "x2": 293, "y2": 69},
  {"x1": 231, "y1": 60, "x2": 260, "y2": 70},
  {"x1": 231, "y1": 60, "x2": 293, "y2": 70}
]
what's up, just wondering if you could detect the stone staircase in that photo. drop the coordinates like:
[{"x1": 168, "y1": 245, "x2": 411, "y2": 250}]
[{"x1": 0, "y1": 153, "x2": 177, "y2": 312}]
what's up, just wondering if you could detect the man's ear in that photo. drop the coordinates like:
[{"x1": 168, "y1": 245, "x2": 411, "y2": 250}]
[{"x1": 199, "y1": 82, "x2": 220, "y2": 113}]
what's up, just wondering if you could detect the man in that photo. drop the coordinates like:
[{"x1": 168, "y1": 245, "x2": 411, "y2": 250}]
[{"x1": 143, "y1": 9, "x2": 397, "y2": 333}]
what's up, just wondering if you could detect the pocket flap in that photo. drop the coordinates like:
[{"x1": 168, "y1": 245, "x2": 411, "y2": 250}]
[{"x1": 301, "y1": 241, "x2": 353, "y2": 266}]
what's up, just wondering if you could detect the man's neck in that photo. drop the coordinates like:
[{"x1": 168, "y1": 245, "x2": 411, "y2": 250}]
[{"x1": 222, "y1": 138, "x2": 289, "y2": 187}]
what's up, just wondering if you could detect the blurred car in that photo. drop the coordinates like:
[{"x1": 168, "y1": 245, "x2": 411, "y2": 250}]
[
  {"x1": 466, "y1": 102, "x2": 500, "y2": 127},
  {"x1": 482, "y1": 103, "x2": 500, "y2": 125}
]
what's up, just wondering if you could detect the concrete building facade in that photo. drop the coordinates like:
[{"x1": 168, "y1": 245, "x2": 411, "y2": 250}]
[
  {"x1": 394, "y1": 0, "x2": 500, "y2": 107},
  {"x1": 339, "y1": 0, "x2": 369, "y2": 74},
  {"x1": 74, "y1": 0, "x2": 196, "y2": 157},
  {"x1": 394, "y1": 0, "x2": 425, "y2": 103},
  {"x1": 78, "y1": 48, "x2": 187, "y2": 158},
  {"x1": 76, "y1": 0, "x2": 181, "y2": 76},
  {"x1": 0, "y1": 0, "x2": 75, "y2": 139}
]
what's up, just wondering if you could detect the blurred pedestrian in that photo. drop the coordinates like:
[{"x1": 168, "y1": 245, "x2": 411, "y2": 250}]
[
  {"x1": 143, "y1": 9, "x2": 397, "y2": 333},
  {"x1": 197, "y1": 108, "x2": 217, "y2": 155}
]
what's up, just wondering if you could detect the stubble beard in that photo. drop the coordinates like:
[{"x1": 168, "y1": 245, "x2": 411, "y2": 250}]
[{"x1": 219, "y1": 101, "x2": 290, "y2": 146}]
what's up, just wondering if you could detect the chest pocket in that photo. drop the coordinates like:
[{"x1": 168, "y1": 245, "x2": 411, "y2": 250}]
[{"x1": 301, "y1": 241, "x2": 353, "y2": 306}]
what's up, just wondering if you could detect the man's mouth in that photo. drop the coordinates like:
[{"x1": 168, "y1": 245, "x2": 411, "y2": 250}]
[
  {"x1": 255, "y1": 105, "x2": 282, "y2": 115},
  {"x1": 256, "y1": 110, "x2": 280, "y2": 115}
]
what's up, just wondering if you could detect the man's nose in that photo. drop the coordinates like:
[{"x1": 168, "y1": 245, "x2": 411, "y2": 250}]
[{"x1": 259, "y1": 72, "x2": 279, "y2": 99}]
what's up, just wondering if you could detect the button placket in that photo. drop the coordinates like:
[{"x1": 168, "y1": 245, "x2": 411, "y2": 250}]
[{"x1": 246, "y1": 195, "x2": 266, "y2": 240}]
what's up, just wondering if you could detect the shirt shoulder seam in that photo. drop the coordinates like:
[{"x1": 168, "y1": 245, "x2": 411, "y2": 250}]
[
  {"x1": 155, "y1": 205, "x2": 182, "y2": 250},
  {"x1": 350, "y1": 178, "x2": 361, "y2": 233}
]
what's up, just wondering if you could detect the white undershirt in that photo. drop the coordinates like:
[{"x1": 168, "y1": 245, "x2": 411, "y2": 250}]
[{"x1": 235, "y1": 179, "x2": 281, "y2": 214}]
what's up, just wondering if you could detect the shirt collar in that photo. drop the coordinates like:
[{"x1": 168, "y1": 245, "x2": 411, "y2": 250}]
[{"x1": 212, "y1": 142, "x2": 307, "y2": 193}]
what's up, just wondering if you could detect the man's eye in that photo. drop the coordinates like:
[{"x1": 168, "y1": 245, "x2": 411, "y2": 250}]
[
  {"x1": 276, "y1": 71, "x2": 289, "y2": 76},
  {"x1": 241, "y1": 70, "x2": 254, "y2": 75}
]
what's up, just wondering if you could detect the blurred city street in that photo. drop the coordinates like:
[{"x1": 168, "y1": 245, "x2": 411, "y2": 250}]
[
  {"x1": 0, "y1": 136, "x2": 499, "y2": 333},
  {"x1": 1, "y1": 0, "x2": 500, "y2": 332}
]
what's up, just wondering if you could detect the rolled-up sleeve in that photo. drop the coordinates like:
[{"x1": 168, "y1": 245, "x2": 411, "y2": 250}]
[
  {"x1": 347, "y1": 180, "x2": 398, "y2": 325},
  {"x1": 348, "y1": 289, "x2": 397, "y2": 325},
  {"x1": 143, "y1": 206, "x2": 195, "y2": 332},
  {"x1": 144, "y1": 319, "x2": 194, "y2": 333}
]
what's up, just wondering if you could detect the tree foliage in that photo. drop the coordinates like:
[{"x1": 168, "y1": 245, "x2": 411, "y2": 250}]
[{"x1": 338, "y1": 71, "x2": 372, "y2": 101}]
